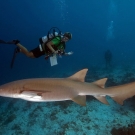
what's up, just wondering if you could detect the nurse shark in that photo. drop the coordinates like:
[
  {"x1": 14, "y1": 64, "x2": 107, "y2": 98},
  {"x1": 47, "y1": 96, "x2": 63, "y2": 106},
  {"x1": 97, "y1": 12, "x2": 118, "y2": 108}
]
[{"x1": 0, "y1": 69, "x2": 135, "y2": 106}]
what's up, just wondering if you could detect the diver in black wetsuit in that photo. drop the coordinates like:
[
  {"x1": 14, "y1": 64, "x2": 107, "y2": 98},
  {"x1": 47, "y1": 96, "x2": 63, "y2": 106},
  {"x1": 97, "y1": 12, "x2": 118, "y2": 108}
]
[
  {"x1": 104, "y1": 50, "x2": 112, "y2": 69},
  {"x1": 0, "y1": 32, "x2": 73, "y2": 68},
  {"x1": 0, "y1": 27, "x2": 74, "y2": 68}
]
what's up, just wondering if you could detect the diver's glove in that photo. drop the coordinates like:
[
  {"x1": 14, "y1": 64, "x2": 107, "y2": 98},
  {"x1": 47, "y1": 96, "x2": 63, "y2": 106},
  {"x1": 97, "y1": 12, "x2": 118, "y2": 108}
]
[
  {"x1": 53, "y1": 50, "x2": 58, "y2": 54},
  {"x1": 67, "y1": 51, "x2": 73, "y2": 55}
]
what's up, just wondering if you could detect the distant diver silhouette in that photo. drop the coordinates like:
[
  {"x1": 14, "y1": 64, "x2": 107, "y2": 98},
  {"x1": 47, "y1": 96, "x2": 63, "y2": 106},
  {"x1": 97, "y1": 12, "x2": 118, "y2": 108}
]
[{"x1": 104, "y1": 50, "x2": 112, "y2": 69}]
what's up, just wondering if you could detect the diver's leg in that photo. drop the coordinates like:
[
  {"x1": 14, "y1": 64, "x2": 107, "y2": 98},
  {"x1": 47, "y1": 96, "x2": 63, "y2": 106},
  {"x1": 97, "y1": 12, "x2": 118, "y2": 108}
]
[
  {"x1": 0, "y1": 40, "x2": 7, "y2": 44},
  {"x1": 16, "y1": 43, "x2": 35, "y2": 58}
]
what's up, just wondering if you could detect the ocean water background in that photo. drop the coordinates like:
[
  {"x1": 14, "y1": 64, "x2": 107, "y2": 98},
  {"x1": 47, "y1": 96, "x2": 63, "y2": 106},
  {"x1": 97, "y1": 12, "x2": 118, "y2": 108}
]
[
  {"x1": 0, "y1": 0, "x2": 135, "y2": 135},
  {"x1": 0, "y1": 0, "x2": 135, "y2": 81}
]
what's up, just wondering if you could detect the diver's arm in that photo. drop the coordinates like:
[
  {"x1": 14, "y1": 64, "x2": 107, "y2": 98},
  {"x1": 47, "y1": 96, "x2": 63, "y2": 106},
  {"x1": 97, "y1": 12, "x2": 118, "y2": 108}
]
[{"x1": 46, "y1": 41, "x2": 57, "y2": 54}]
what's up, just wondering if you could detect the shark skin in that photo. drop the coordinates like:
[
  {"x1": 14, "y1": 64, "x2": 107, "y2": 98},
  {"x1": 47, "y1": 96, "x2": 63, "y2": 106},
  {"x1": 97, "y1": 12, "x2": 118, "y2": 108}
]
[{"x1": 0, "y1": 69, "x2": 135, "y2": 106}]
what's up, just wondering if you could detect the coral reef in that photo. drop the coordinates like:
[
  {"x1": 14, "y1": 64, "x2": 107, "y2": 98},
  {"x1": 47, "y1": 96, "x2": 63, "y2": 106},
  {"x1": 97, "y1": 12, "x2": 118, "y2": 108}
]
[{"x1": 111, "y1": 123, "x2": 135, "y2": 135}]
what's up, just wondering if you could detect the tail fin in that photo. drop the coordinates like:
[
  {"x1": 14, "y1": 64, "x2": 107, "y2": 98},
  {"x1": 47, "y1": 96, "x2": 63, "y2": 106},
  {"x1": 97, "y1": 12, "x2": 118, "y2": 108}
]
[{"x1": 108, "y1": 82, "x2": 135, "y2": 105}]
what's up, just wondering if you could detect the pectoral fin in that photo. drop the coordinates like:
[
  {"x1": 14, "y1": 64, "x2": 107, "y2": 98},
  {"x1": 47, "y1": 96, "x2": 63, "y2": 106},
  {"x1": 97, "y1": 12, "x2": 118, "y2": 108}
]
[
  {"x1": 72, "y1": 95, "x2": 86, "y2": 106},
  {"x1": 19, "y1": 91, "x2": 42, "y2": 98}
]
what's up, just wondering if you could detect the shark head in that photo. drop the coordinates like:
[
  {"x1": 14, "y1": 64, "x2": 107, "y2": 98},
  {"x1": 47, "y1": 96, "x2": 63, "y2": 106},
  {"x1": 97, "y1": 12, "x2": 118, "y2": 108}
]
[{"x1": 0, "y1": 85, "x2": 13, "y2": 97}]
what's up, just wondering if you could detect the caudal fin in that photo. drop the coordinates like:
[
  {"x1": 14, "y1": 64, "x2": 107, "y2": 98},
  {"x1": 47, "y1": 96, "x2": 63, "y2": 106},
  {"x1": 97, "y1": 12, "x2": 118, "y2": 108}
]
[{"x1": 108, "y1": 82, "x2": 135, "y2": 105}]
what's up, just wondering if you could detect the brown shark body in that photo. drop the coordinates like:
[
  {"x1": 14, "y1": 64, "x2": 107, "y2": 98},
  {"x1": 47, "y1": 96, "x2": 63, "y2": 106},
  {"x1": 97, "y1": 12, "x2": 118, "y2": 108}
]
[{"x1": 0, "y1": 69, "x2": 135, "y2": 106}]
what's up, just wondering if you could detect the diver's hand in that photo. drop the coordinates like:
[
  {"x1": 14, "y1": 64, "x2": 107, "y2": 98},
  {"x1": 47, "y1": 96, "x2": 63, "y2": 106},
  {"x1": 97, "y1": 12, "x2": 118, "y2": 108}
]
[
  {"x1": 67, "y1": 51, "x2": 73, "y2": 55},
  {"x1": 53, "y1": 50, "x2": 58, "y2": 54}
]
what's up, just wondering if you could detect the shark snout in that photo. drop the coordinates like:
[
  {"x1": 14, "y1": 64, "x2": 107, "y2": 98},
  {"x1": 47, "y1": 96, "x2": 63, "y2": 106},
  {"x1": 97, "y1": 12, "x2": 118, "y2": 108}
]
[
  {"x1": 0, "y1": 86, "x2": 18, "y2": 98},
  {"x1": 0, "y1": 88, "x2": 10, "y2": 97}
]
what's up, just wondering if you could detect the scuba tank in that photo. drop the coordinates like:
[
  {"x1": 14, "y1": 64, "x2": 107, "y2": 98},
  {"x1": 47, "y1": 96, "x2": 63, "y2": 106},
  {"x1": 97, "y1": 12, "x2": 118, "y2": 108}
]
[
  {"x1": 40, "y1": 27, "x2": 62, "y2": 44},
  {"x1": 39, "y1": 27, "x2": 63, "y2": 53}
]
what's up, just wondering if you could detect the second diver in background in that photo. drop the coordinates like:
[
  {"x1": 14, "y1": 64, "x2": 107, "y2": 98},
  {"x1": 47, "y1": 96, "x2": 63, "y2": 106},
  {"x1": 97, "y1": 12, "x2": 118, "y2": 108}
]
[{"x1": 104, "y1": 50, "x2": 112, "y2": 69}]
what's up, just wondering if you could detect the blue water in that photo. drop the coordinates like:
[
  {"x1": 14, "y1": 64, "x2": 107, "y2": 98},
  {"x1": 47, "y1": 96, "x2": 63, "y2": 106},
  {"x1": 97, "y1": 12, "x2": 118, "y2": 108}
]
[{"x1": 0, "y1": 0, "x2": 135, "y2": 134}]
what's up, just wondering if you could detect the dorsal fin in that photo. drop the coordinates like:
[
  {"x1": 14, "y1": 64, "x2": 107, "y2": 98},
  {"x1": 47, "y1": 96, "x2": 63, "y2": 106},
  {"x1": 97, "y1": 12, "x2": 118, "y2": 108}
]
[
  {"x1": 68, "y1": 69, "x2": 88, "y2": 82},
  {"x1": 93, "y1": 78, "x2": 107, "y2": 88}
]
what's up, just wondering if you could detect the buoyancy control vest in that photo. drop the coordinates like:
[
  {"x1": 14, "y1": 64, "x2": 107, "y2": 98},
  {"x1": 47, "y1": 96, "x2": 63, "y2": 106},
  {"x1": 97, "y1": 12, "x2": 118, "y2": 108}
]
[{"x1": 39, "y1": 27, "x2": 65, "y2": 54}]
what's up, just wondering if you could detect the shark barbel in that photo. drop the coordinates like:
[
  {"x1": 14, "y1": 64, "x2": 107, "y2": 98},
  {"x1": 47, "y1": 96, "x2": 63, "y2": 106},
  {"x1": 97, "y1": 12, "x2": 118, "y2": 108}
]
[{"x1": 0, "y1": 69, "x2": 135, "y2": 106}]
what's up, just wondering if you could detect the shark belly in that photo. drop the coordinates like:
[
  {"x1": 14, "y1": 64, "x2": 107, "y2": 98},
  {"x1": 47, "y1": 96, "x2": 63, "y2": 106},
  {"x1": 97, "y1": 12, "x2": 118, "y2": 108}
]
[{"x1": 17, "y1": 86, "x2": 77, "y2": 102}]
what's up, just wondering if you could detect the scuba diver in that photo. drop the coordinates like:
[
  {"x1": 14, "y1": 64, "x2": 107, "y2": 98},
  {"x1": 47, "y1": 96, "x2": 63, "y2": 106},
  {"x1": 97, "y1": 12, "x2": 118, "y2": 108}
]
[
  {"x1": 104, "y1": 49, "x2": 112, "y2": 69},
  {"x1": 0, "y1": 27, "x2": 73, "y2": 67}
]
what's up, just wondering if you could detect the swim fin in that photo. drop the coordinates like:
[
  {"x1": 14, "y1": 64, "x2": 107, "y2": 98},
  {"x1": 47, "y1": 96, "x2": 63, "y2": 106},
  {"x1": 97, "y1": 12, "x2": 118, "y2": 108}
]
[
  {"x1": 0, "y1": 40, "x2": 7, "y2": 44},
  {"x1": 0, "y1": 39, "x2": 20, "y2": 45},
  {"x1": 10, "y1": 47, "x2": 20, "y2": 69}
]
